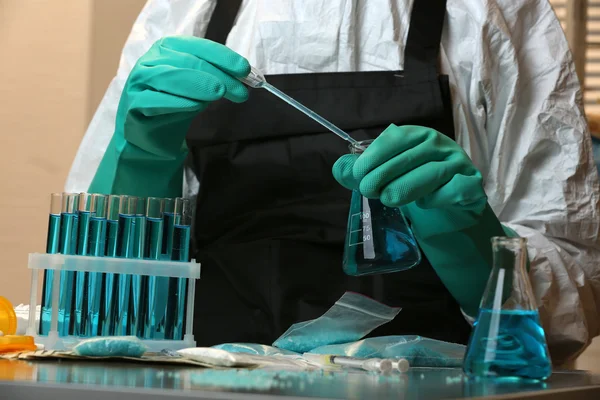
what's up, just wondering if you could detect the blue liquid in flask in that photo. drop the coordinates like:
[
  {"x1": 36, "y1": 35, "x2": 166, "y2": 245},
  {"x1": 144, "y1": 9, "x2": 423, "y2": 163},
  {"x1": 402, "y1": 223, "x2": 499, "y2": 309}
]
[
  {"x1": 343, "y1": 192, "x2": 420, "y2": 276},
  {"x1": 464, "y1": 237, "x2": 552, "y2": 381},
  {"x1": 463, "y1": 309, "x2": 552, "y2": 380}
]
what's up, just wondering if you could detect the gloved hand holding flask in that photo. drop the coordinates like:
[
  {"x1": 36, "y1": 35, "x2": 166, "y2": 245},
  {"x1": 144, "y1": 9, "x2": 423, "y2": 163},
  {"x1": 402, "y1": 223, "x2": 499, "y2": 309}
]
[{"x1": 333, "y1": 124, "x2": 513, "y2": 316}]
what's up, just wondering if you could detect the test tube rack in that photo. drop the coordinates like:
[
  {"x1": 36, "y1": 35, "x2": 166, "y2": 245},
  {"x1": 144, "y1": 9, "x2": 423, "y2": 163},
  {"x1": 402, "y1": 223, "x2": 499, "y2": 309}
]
[{"x1": 26, "y1": 253, "x2": 201, "y2": 352}]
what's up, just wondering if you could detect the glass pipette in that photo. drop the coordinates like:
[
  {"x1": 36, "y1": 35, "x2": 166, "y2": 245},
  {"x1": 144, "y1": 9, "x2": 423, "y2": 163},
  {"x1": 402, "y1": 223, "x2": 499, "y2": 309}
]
[{"x1": 239, "y1": 66, "x2": 364, "y2": 149}]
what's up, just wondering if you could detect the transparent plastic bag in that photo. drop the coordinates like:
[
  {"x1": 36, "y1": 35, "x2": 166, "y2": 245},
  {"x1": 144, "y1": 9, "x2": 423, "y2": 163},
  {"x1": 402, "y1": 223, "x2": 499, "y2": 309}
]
[
  {"x1": 213, "y1": 343, "x2": 299, "y2": 356},
  {"x1": 308, "y1": 335, "x2": 466, "y2": 367},
  {"x1": 73, "y1": 336, "x2": 147, "y2": 357},
  {"x1": 177, "y1": 347, "x2": 314, "y2": 370},
  {"x1": 272, "y1": 292, "x2": 401, "y2": 353}
]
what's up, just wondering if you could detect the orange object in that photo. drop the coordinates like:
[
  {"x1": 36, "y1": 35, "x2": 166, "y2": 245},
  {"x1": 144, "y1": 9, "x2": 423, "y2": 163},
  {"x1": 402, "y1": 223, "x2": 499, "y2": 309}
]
[
  {"x1": 0, "y1": 359, "x2": 36, "y2": 381},
  {"x1": 0, "y1": 296, "x2": 17, "y2": 335},
  {"x1": 0, "y1": 335, "x2": 37, "y2": 354}
]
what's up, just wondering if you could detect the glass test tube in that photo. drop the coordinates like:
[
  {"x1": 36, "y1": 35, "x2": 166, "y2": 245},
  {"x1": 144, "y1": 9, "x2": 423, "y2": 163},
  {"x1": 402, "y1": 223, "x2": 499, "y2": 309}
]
[
  {"x1": 58, "y1": 193, "x2": 80, "y2": 336},
  {"x1": 149, "y1": 197, "x2": 175, "y2": 339},
  {"x1": 73, "y1": 193, "x2": 93, "y2": 336},
  {"x1": 138, "y1": 197, "x2": 164, "y2": 339},
  {"x1": 39, "y1": 193, "x2": 62, "y2": 335},
  {"x1": 105, "y1": 196, "x2": 121, "y2": 257},
  {"x1": 162, "y1": 199, "x2": 176, "y2": 260},
  {"x1": 87, "y1": 194, "x2": 107, "y2": 336},
  {"x1": 101, "y1": 195, "x2": 121, "y2": 336},
  {"x1": 165, "y1": 198, "x2": 192, "y2": 340},
  {"x1": 129, "y1": 198, "x2": 146, "y2": 335},
  {"x1": 133, "y1": 197, "x2": 146, "y2": 258},
  {"x1": 115, "y1": 196, "x2": 137, "y2": 335}
]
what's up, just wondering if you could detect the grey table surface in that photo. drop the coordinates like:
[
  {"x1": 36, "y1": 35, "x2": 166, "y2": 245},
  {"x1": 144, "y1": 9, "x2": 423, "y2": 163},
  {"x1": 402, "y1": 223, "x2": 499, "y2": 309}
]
[{"x1": 1, "y1": 359, "x2": 599, "y2": 400}]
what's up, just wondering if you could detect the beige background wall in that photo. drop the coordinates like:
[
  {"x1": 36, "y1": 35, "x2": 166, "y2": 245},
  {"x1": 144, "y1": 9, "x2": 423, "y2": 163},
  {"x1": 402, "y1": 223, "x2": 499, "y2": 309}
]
[
  {"x1": 0, "y1": 0, "x2": 94, "y2": 303},
  {"x1": 0, "y1": 0, "x2": 598, "y2": 372},
  {"x1": 0, "y1": 0, "x2": 146, "y2": 306}
]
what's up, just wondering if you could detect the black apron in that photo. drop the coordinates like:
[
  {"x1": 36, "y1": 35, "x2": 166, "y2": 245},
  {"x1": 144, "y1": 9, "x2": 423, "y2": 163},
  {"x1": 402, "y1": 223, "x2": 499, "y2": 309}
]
[{"x1": 186, "y1": 0, "x2": 472, "y2": 347}]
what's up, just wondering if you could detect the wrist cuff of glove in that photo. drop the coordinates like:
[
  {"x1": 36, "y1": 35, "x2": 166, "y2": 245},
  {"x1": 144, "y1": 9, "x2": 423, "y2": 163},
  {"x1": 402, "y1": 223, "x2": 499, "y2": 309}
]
[
  {"x1": 401, "y1": 199, "x2": 488, "y2": 240},
  {"x1": 409, "y1": 202, "x2": 505, "y2": 316}
]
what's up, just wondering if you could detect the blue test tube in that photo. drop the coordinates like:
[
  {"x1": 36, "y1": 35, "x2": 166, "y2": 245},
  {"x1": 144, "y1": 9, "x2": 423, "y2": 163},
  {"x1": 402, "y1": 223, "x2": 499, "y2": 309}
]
[
  {"x1": 105, "y1": 195, "x2": 121, "y2": 257},
  {"x1": 102, "y1": 195, "x2": 121, "y2": 335},
  {"x1": 74, "y1": 194, "x2": 107, "y2": 336},
  {"x1": 58, "y1": 193, "x2": 80, "y2": 336},
  {"x1": 39, "y1": 193, "x2": 62, "y2": 335},
  {"x1": 127, "y1": 197, "x2": 147, "y2": 335},
  {"x1": 127, "y1": 197, "x2": 146, "y2": 335},
  {"x1": 73, "y1": 193, "x2": 93, "y2": 336},
  {"x1": 161, "y1": 199, "x2": 176, "y2": 260},
  {"x1": 148, "y1": 197, "x2": 175, "y2": 339},
  {"x1": 87, "y1": 194, "x2": 107, "y2": 336},
  {"x1": 138, "y1": 197, "x2": 164, "y2": 339},
  {"x1": 115, "y1": 196, "x2": 137, "y2": 335},
  {"x1": 165, "y1": 198, "x2": 192, "y2": 340},
  {"x1": 133, "y1": 197, "x2": 146, "y2": 258}
]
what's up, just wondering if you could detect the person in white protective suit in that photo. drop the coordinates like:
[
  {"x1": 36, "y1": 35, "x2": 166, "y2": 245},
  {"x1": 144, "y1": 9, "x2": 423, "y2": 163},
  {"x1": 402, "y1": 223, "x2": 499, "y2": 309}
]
[{"x1": 65, "y1": 0, "x2": 600, "y2": 366}]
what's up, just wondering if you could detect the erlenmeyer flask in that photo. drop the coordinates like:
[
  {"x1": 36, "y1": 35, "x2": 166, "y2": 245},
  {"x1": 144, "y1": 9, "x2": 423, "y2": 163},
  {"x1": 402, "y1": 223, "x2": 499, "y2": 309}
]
[
  {"x1": 343, "y1": 139, "x2": 421, "y2": 276},
  {"x1": 463, "y1": 237, "x2": 552, "y2": 380}
]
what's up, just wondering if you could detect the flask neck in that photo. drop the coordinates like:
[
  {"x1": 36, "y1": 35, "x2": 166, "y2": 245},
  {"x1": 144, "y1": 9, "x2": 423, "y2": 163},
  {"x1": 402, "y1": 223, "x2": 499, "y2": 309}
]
[
  {"x1": 350, "y1": 140, "x2": 373, "y2": 154},
  {"x1": 480, "y1": 237, "x2": 537, "y2": 311},
  {"x1": 492, "y1": 238, "x2": 528, "y2": 274}
]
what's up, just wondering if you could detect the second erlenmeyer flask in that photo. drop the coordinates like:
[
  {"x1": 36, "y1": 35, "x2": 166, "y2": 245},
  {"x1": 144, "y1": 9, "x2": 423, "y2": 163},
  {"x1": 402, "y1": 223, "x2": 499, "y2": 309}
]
[
  {"x1": 343, "y1": 140, "x2": 421, "y2": 276},
  {"x1": 463, "y1": 237, "x2": 552, "y2": 380}
]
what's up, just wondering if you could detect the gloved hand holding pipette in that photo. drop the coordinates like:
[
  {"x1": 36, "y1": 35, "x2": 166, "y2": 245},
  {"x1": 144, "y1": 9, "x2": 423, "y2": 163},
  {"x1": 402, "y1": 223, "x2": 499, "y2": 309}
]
[
  {"x1": 88, "y1": 35, "x2": 366, "y2": 200},
  {"x1": 89, "y1": 36, "x2": 250, "y2": 198}
]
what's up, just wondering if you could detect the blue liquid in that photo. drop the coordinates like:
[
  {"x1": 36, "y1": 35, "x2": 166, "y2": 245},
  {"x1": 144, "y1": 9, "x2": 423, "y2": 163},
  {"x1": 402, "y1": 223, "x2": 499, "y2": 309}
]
[
  {"x1": 83, "y1": 217, "x2": 106, "y2": 337},
  {"x1": 104, "y1": 215, "x2": 136, "y2": 335},
  {"x1": 117, "y1": 214, "x2": 136, "y2": 258},
  {"x1": 138, "y1": 217, "x2": 163, "y2": 339},
  {"x1": 161, "y1": 212, "x2": 176, "y2": 259},
  {"x1": 145, "y1": 217, "x2": 163, "y2": 260},
  {"x1": 463, "y1": 309, "x2": 552, "y2": 380},
  {"x1": 165, "y1": 224, "x2": 190, "y2": 340},
  {"x1": 133, "y1": 215, "x2": 146, "y2": 259},
  {"x1": 154, "y1": 212, "x2": 176, "y2": 338},
  {"x1": 105, "y1": 219, "x2": 119, "y2": 257},
  {"x1": 128, "y1": 215, "x2": 146, "y2": 335},
  {"x1": 343, "y1": 194, "x2": 421, "y2": 276},
  {"x1": 73, "y1": 211, "x2": 92, "y2": 336},
  {"x1": 101, "y1": 219, "x2": 118, "y2": 336},
  {"x1": 116, "y1": 214, "x2": 136, "y2": 335},
  {"x1": 58, "y1": 212, "x2": 79, "y2": 336},
  {"x1": 76, "y1": 211, "x2": 92, "y2": 256},
  {"x1": 39, "y1": 213, "x2": 61, "y2": 335}
]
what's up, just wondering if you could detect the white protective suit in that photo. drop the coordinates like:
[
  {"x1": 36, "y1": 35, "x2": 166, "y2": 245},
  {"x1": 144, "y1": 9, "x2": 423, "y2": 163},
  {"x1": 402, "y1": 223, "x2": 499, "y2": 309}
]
[{"x1": 65, "y1": 0, "x2": 600, "y2": 364}]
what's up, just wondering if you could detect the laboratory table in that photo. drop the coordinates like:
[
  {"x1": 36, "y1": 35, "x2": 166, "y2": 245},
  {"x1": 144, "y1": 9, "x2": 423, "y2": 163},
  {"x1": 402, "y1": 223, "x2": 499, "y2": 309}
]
[{"x1": 1, "y1": 359, "x2": 599, "y2": 400}]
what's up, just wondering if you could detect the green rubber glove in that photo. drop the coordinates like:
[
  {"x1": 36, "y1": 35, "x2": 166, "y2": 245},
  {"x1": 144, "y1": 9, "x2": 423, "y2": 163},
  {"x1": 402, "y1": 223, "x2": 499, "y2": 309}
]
[
  {"x1": 332, "y1": 124, "x2": 508, "y2": 316},
  {"x1": 88, "y1": 36, "x2": 250, "y2": 198}
]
